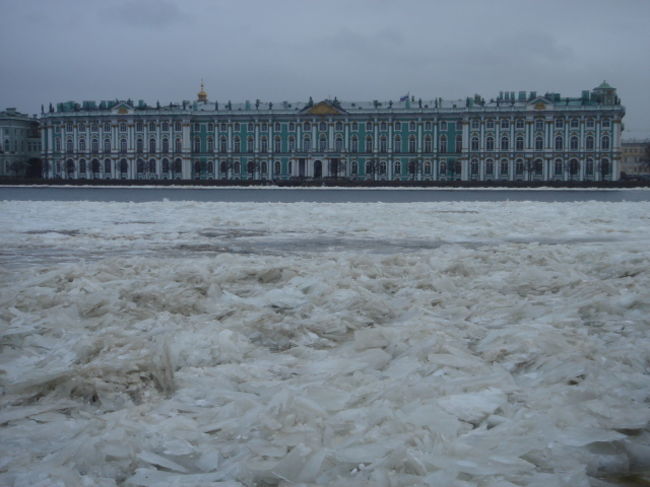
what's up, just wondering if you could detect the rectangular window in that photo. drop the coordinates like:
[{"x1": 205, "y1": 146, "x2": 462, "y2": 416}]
[
  {"x1": 208, "y1": 123, "x2": 214, "y2": 132},
  {"x1": 515, "y1": 119, "x2": 524, "y2": 129},
  {"x1": 289, "y1": 122, "x2": 295, "y2": 131}
]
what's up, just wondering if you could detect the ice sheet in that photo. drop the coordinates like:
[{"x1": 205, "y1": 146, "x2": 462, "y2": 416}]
[{"x1": 1, "y1": 200, "x2": 649, "y2": 486}]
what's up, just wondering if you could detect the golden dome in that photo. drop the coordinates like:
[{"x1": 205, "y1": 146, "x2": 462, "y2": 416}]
[{"x1": 197, "y1": 80, "x2": 208, "y2": 102}]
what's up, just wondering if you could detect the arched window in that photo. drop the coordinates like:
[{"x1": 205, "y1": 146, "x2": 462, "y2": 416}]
[
  {"x1": 601, "y1": 159, "x2": 610, "y2": 177},
  {"x1": 173, "y1": 158, "x2": 182, "y2": 174},
  {"x1": 601, "y1": 135, "x2": 610, "y2": 150},
  {"x1": 569, "y1": 158, "x2": 579, "y2": 176},
  {"x1": 66, "y1": 139, "x2": 74, "y2": 153},
  {"x1": 366, "y1": 136, "x2": 373, "y2": 152},
  {"x1": 440, "y1": 161, "x2": 447, "y2": 176},
  {"x1": 486, "y1": 159, "x2": 494, "y2": 175},
  {"x1": 149, "y1": 138, "x2": 156, "y2": 153},
  {"x1": 303, "y1": 135, "x2": 311, "y2": 151},
  {"x1": 516, "y1": 136, "x2": 524, "y2": 151},
  {"x1": 137, "y1": 159, "x2": 145, "y2": 173},
  {"x1": 194, "y1": 137, "x2": 201, "y2": 152},
  {"x1": 380, "y1": 136, "x2": 387, "y2": 153},
  {"x1": 162, "y1": 138, "x2": 169, "y2": 153},
  {"x1": 500, "y1": 159, "x2": 509, "y2": 177},
  {"x1": 162, "y1": 158, "x2": 169, "y2": 173},
  {"x1": 274, "y1": 160, "x2": 281, "y2": 175},
  {"x1": 194, "y1": 160, "x2": 202, "y2": 178},
  {"x1": 555, "y1": 159, "x2": 563, "y2": 176},
  {"x1": 79, "y1": 159, "x2": 86, "y2": 173},
  {"x1": 500, "y1": 136, "x2": 509, "y2": 151},
  {"x1": 148, "y1": 159, "x2": 156, "y2": 173},
  {"x1": 319, "y1": 135, "x2": 327, "y2": 151},
  {"x1": 570, "y1": 136, "x2": 579, "y2": 151},
  {"x1": 394, "y1": 161, "x2": 401, "y2": 177},
  {"x1": 379, "y1": 161, "x2": 386, "y2": 175},
  {"x1": 207, "y1": 137, "x2": 214, "y2": 152},
  {"x1": 233, "y1": 161, "x2": 240, "y2": 175},
  {"x1": 424, "y1": 161, "x2": 431, "y2": 174},
  {"x1": 120, "y1": 138, "x2": 127, "y2": 153},
  {"x1": 247, "y1": 160, "x2": 256, "y2": 175},
  {"x1": 586, "y1": 135, "x2": 594, "y2": 150},
  {"x1": 516, "y1": 159, "x2": 524, "y2": 175},
  {"x1": 66, "y1": 159, "x2": 75, "y2": 174},
  {"x1": 535, "y1": 136, "x2": 543, "y2": 151},
  {"x1": 439, "y1": 135, "x2": 447, "y2": 154},
  {"x1": 91, "y1": 159, "x2": 100, "y2": 173},
  {"x1": 366, "y1": 160, "x2": 374, "y2": 175},
  {"x1": 104, "y1": 159, "x2": 111, "y2": 173},
  {"x1": 247, "y1": 136, "x2": 254, "y2": 153},
  {"x1": 471, "y1": 159, "x2": 479, "y2": 175},
  {"x1": 274, "y1": 136, "x2": 281, "y2": 152},
  {"x1": 408, "y1": 136, "x2": 416, "y2": 153},
  {"x1": 534, "y1": 159, "x2": 543, "y2": 176},
  {"x1": 135, "y1": 138, "x2": 142, "y2": 152},
  {"x1": 335, "y1": 136, "x2": 343, "y2": 151},
  {"x1": 120, "y1": 159, "x2": 128, "y2": 174},
  {"x1": 424, "y1": 136, "x2": 432, "y2": 153},
  {"x1": 586, "y1": 158, "x2": 594, "y2": 175},
  {"x1": 260, "y1": 161, "x2": 267, "y2": 174},
  {"x1": 261, "y1": 136, "x2": 268, "y2": 152},
  {"x1": 485, "y1": 137, "x2": 493, "y2": 151},
  {"x1": 471, "y1": 137, "x2": 479, "y2": 151},
  {"x1": 220, "y1": 137, "x2": 227, "y2": 153},
  {"x1": 91, "y1": 138, "x2": 99, "y2": 153},
  {"x1": 234, "y1": 137, "x2": 241, "y2": 152},
  {"x1": 455, "y1": 135, "x2": 462, "y2": 153},
  {"x1": 394, "y1": 135, "x2": 401, "y2": 153},
  {"x1": 79, "y1": 138, "x2": 86, "y2": 152},
  {"x1": 555, "y1": 136, "x2": 563, "y2": 150},
  {"x1": 289, "y1": 136, "x2": 295, "y2": 151},
  {"x1": 350, "y1": 161, "x2": 357, "y2": 175}
]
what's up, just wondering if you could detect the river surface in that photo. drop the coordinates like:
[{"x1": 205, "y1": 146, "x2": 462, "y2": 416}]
[{"x1": 1, "y1": 186, "x2": 650, "y2": 202}]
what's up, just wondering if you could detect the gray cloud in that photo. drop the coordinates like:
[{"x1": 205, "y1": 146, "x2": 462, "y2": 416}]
[
  {"x1": 103, "y1": 0, "x2": 192, "y2": 28},
  {"x1": 0, "y1": 0, "x2": 648, "y2": 137}
]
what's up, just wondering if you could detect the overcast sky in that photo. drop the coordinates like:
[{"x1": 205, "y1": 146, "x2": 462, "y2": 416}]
[{"x1": 1, "y1": 0, "x2": 648, "y2": 138}]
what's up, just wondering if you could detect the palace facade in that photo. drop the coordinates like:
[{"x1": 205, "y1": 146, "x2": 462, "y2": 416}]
[{"x1": 40, "y1": 82, "x2": 624, "y2": 182}]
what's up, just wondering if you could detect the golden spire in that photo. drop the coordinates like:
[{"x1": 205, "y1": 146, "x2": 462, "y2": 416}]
[{"x1": 197, "y1": 79, "x2": 208, "y2": 102}]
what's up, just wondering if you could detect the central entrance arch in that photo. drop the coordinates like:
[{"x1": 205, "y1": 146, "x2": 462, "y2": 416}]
[{"x1": 314, "y1": 160, "x2": 322, "y2": 179}]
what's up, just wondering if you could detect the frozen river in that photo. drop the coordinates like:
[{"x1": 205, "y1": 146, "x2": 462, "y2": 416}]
[
  {"x1": 2, "y1": 185, "x2": 650, "y2": 203},
  {"x1": 1, "y1": 198, "x2": 649, "y2": 486}
]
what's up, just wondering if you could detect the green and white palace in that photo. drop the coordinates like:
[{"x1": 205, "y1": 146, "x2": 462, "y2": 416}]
[{"x1": 40, "y1": 82, "x2": 625, "y2": 182}]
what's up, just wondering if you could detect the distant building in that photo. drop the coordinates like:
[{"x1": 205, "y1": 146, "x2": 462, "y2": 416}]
[
  {"x1": 0, "y1": 108, "x2": 41, "y2": 177},
  {"x1": 40, "y1": 81, "x2": 624, "y2": 182},
  {"x1": 621, "y1": 139, "x2": 650, "y2": 178}
]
